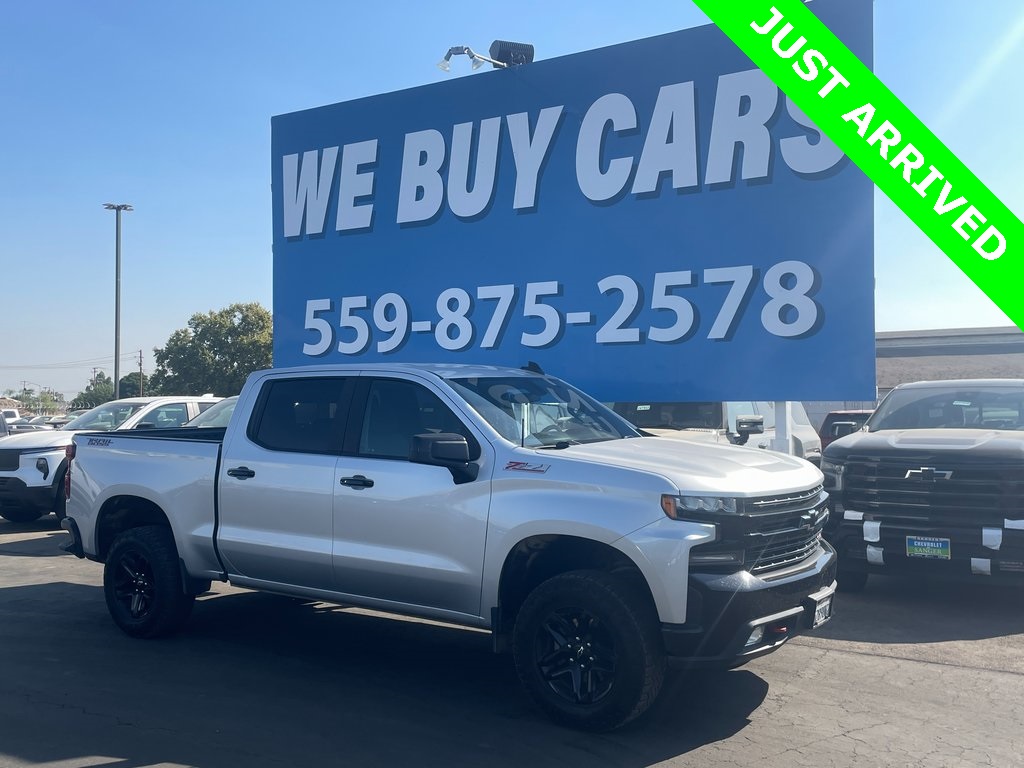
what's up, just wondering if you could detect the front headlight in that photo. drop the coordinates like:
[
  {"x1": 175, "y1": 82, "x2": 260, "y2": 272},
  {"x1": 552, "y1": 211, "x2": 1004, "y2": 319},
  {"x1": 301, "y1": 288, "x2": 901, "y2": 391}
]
[
  {"x1": 661, "y1": 494, "x2": 739, "y2": 519},
  {"x1": 820, "y1": 459, "x2": 845, "y2": 491}
]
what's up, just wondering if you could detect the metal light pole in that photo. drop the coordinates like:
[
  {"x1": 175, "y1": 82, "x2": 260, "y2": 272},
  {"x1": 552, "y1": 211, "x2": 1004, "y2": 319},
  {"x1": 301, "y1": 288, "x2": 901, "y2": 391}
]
[{"x1": 103, "y1": 203, "x2": 133, "y2": 399}]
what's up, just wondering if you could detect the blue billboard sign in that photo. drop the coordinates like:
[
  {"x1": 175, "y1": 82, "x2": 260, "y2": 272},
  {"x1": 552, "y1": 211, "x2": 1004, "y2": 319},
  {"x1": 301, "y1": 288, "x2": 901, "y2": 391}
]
[{"x1": 271, "y1": 0, "x2": 874, "y2": 401}]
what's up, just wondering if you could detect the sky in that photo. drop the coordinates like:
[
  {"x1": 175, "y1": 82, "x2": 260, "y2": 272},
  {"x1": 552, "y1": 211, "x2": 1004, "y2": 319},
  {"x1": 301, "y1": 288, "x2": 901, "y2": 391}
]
[{"x1": 1, "y1": 0, "x2": 1021, "y2": 399}]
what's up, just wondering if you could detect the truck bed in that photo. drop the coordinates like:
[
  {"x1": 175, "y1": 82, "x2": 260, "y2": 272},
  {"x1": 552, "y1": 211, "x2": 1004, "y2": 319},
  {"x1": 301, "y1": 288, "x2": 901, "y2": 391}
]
[{"x1": 77, "y1": 427, "x2": 227, "y2": 443}]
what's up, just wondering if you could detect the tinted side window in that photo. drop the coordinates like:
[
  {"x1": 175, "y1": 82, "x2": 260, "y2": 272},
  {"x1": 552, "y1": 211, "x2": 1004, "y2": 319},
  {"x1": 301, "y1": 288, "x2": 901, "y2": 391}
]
[
  {"x1": 359, "y1": 379, "x2": 476, "y2": 460},
  {"x1": 252, "y1": 378, "x2": 350, "y2": 454}
]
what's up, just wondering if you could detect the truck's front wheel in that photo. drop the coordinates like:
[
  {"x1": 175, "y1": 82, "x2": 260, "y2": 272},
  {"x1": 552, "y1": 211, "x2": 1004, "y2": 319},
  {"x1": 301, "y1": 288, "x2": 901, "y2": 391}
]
[
  {"x1": 512, "y1": 570, "x2": 666, "y2": 731},
  {"x1": 103, "y1": 526, "x2": 194, "y2": 638}
]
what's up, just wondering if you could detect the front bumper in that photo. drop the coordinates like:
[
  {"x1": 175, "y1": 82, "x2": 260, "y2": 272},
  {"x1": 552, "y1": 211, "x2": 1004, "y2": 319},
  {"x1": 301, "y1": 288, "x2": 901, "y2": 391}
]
[
  {"x1": 829, "y1": 513, "x2": 1024, "y2": 583},
  {"x1": 661, "y1": 542, "x2": 837, "y2": 667},
  {"x1": 0, "y1": 476, "x2": 61, "y2": 515}
]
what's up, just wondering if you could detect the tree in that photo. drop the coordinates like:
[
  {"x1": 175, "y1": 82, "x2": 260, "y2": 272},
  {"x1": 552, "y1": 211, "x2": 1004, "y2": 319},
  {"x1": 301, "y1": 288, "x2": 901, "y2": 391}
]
[
  {"x1": 150, "y1": 302, "x2": 272, "y2": 396},
  {"x1": 117, "y1": 372, "x2": 150, "y2": 398},
  {"x1": 5, "y1": 387, "x2": 65, "y2": 414},
  {"x1": 72, "y1": 372, "x2": 115, "y2": 409}
]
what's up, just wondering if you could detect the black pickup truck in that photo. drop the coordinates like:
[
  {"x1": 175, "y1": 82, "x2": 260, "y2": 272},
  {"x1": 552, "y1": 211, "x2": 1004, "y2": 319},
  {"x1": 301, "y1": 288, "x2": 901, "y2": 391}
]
[{"x1": 822, "y1": 379, "x2": 1024, "y2": 591}]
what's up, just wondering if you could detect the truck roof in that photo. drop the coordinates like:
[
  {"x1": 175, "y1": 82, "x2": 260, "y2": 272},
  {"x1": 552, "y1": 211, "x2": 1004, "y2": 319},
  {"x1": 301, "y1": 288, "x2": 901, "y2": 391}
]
[
  {"x1": 898, "y1": 379, "x2": 1024, "y2": 389},
  {"x1": 262, "y1": 363, "x2": 548, "y2": 380}
]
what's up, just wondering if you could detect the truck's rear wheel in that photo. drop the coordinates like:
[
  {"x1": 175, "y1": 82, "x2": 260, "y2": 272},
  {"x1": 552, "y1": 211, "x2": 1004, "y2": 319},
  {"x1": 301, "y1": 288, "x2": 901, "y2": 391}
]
[
  {"x1": 512, "y1": 570, "x2": 665, "y2": 731},
  {"x1": 0, "y1": 509, "x2": 44, "y2": 523},
  {"x1": 103, "y1": 525, "x2": 194, "y2": 638}
]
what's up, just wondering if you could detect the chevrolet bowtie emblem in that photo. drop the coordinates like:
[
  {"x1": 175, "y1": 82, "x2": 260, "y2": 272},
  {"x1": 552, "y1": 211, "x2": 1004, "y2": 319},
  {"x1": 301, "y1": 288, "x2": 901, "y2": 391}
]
[{"x1": 904, "y1": 467, "x2": 953, "y2": 481}]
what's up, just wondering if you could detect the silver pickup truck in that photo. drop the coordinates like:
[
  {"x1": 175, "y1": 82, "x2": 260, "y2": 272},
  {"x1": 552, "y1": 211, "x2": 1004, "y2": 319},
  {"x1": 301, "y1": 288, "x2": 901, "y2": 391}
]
[{"x1": 63, "y1": 364, "x2": 836, "y2": 731}]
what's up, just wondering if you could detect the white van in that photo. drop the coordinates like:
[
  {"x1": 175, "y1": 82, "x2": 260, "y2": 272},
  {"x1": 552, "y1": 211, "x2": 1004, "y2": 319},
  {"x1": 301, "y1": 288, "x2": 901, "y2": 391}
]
[{"x1": 610, "y1": 400, "x2": 822, "y2": 466}]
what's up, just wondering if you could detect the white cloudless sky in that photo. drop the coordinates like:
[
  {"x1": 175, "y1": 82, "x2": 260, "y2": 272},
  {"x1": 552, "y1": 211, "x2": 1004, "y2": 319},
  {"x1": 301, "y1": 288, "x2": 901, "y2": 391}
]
[{"x1": 1, "y1": 0, "x2": 1020, "y2": 398}]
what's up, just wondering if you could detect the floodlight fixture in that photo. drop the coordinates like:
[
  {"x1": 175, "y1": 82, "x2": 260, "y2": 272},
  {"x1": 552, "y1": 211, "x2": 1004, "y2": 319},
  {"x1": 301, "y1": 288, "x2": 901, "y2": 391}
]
[
  {"x1": 438, "y1": 41, "x2": 534, "y2": 73},
  {"x1": 438, "y1": 45, "x2": 506, "y2": 72}
]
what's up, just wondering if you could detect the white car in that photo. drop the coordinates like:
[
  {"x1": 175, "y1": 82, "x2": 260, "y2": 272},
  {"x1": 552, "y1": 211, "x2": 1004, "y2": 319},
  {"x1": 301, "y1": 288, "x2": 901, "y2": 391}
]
[{"x1": 0, "y1": 395, "x2": 220, "y2": 523}]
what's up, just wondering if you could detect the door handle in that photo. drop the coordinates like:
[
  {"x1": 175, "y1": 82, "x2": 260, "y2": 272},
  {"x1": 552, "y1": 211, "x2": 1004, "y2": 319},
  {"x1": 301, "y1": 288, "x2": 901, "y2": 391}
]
[
  {"x1": 227, "y1": 466, "x2": 256, "y2": 479},
  {"x1": 339, "y1": 474, "x2": 374, "y2": 489}
]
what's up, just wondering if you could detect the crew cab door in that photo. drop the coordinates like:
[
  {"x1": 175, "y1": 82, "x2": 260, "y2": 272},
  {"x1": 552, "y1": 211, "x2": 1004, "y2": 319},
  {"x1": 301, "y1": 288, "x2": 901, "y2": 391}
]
[
  {"x1": 332, "y1": 375, "x2": 491, "y2": 618},
  {"x1": 217, "y1": 375, "x2": 354, "y2": 590}
]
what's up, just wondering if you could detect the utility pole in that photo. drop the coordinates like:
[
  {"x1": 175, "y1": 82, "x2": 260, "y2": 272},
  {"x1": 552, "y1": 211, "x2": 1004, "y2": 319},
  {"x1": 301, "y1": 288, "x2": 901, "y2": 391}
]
[
  {"x1": 103, "y1": 203, "x2": 133, "y2": 399},
  {"x1": 138, "y1": 350, "x2": 144, "y2": 397}
]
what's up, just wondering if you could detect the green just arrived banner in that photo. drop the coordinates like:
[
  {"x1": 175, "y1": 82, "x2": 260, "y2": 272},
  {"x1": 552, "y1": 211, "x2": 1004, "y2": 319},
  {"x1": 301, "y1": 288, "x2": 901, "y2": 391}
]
[{"x1": 693, "y1": 0, "x2": 1023, "y2": 331}]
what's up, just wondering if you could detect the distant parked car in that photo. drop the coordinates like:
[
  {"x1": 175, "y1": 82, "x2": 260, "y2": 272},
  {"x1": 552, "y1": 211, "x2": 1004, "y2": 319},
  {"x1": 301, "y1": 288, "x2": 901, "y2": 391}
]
[
  {"x1": 26, "y1": 416, "x2": 55, "y2": 429},
  {"x1": 818, "y1": 409, "x2": 873, "y2": 450},
  {"x1": 5, "y1": 418, "x2": 51, "y2": 433},
  {"x1": 47, "y1": 410, "x2": 88, "y2": 429}
]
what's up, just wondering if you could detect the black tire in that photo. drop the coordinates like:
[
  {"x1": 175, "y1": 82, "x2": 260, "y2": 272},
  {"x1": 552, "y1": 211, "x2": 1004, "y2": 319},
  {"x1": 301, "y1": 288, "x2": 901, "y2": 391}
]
[
  {"x1": 103, "y1": 525, "x2": 195, "y2": 638},
  {"x1": 0, "y1": 509, "x2": 45, "y2": 523},
  {"x1": 837, "y1": 568, "x2": 869, "y2": 593},
  {"x1": 512, "y1": 570, "x2": 666, "y2": 731}
]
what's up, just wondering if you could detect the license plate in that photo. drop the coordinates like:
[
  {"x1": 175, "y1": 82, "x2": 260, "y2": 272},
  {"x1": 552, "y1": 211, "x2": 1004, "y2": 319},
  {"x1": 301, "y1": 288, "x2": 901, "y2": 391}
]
[
  {"x1": 812, "y1": 596, "x2": 833, "y2": 628},
  {"x1": 906, "y1": 536, "x2": 951, "y2": 559}
]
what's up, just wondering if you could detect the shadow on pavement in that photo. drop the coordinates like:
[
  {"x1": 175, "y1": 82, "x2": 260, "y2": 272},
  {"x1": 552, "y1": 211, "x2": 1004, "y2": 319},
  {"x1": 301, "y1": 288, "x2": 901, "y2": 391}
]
[
  {"x1": 0, "y1": 515, "x2": 61, "y2": 534},
  {"x1": 0, "y1": 530, "x2": 70, "y2": 558},
  {"x1": 816, "y1": 574, "x2": 1024, "y2": 644},
  {"x1": 0, "y1": 584, "x2": 767, "y2": 768}
]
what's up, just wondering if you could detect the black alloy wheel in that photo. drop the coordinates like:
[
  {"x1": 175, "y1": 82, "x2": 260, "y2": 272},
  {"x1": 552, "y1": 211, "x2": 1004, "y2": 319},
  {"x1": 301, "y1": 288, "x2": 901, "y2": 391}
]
[
  {"x1": 112, "y1": 550, "x2": 157, "y2": 620},
  {"x1": 513, "y1": 570, "x2": 665, "y2": 731},
  {"x1": 535, "y1": 607, "x2": 617, "y2": 706},
  {"x1": 103, "y1": 525, "x2": 195, "y2": 638}
]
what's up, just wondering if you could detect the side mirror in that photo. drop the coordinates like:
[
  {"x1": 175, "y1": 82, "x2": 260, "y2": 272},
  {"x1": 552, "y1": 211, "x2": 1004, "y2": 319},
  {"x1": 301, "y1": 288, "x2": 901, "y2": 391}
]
[
  {"x1": 734, "y1": 414, "x2": 764, "y2": 445},
  {"x1": 410, "y1": 433, "x2": 479, "y2": 484},
  {"x1": 134, "y1": 421, "x2": 156, "y2": 429},
  {"x1": 831, "y1": 421, "x2": 859, "y2": 439}
]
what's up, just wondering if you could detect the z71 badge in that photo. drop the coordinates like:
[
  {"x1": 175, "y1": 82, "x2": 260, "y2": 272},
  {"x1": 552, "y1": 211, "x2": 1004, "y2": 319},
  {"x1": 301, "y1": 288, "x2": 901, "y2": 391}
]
[
  {"x1": 504, "y1": 461, "x2": 550, "y2": 474},
  {"x1": 86, "y1": 438, "x2": 112, "y2": 447}
]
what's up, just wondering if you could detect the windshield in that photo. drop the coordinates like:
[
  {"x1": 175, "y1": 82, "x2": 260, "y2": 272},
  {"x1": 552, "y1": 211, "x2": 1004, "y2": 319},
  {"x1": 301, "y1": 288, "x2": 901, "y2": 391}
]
[
  {"x1": 64, "y1": 402, "x2": 145, "y2": 432},
  {"x1": 868, "y1": 385, "x2": 1024, "y2": 431},
  {"x1": 185, "y1": 396, "x2": 237, "y2": 428},
  {"x1": 447, "y1": 375, "x2": 639, "y2": 447}
]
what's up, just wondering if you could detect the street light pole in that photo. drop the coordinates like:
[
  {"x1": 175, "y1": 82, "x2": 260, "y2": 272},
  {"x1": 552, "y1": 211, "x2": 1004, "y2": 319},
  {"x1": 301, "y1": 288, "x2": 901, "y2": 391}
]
[{"x1": 103, "y1": 203, "x2": 133, "y2": 399}]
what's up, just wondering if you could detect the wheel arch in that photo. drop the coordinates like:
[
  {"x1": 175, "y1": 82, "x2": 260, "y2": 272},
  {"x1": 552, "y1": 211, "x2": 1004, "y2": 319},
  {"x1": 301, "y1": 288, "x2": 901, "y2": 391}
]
[
  {"x1": 95, "y1": 496, "x2": 173, "y2": 562},
  {"x1": 494, "y1": 534, "x2": 657, "y2": 643}
]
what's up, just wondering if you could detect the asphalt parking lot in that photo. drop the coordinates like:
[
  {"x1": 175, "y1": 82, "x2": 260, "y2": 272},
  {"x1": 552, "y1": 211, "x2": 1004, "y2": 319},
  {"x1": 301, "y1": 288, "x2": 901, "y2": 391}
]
[{"x1": 2, "y1": 517, "x2": 1022, "y2": 768}]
